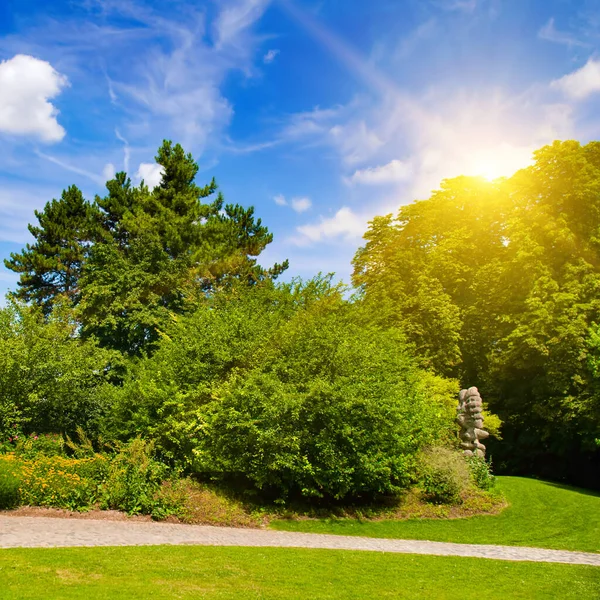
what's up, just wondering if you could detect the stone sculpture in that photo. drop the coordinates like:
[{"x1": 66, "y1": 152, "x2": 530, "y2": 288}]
[{"x1": 457, "y1": 386, "x2": 489, "y2": 457}]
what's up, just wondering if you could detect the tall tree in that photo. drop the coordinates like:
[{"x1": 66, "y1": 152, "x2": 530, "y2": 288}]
[
  {"x1": 353, "y1": 141, "x2": 600, "y2": 487},
  {"x1": 79, "y1": 140, "x2": 287, "y2": 355},
  {"x1": 6, "y1": 141, "x2": 287, "y2": 355},
  {"x1": 4, "y1": 186, "x2": 96, "y2": 312}
]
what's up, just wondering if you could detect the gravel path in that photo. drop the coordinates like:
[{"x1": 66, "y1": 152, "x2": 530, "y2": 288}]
[{"x1": 1, "y1": 516, "x2": 599, "y2": 566}]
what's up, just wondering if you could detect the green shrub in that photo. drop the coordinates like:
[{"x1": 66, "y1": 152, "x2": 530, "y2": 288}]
[
  {"x1": 100, "y1": 438, "x2": 182, "y2": 518},
  {"x1": 0, "y1": 303, "x2": 119, "y2": 440},
  {"x1": 467, "y1": 455, "x2": 496, "y2": 490},
  {"x1": 419, "y1": 447, "x2": 471, "y2": 505},
  {"x1": 0, "y1": 458, "x2": 20, "y2": 509},
  {"x1": 14, "y1": 433, "x2": 65, "y2": 459},
  {"x1": 191, "y1": 292, "x2": 456, "y2": 501}
]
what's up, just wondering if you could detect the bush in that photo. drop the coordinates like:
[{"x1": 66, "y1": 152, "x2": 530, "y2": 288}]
[
  {"x1": 0, "y1": 440, "x2": 182, "y2": 517},
  {"x1": 100, "y1": 438, "x2": 182, "y2": 518},
  {"x1": 467, "y1": 455, "x2": 496, "y2": 490},
  {"x1": 13, "y1": 433, "x2": 65, "y2": 459},
  {"x1": 106, "y1": 280, "x2": 457, "y2": 502},
  {"x1": 190, "y1": 289, "x2": 456, "y2": 501},
  {"x1": 0, "y1": 303, "x2": 119, "y2": 440},
  {"x1": 419, "y1": 447, "x2": 471, "y2": 505},
  {"x1": 0, "y1": 457, "x2": 20, "y2": 509}
]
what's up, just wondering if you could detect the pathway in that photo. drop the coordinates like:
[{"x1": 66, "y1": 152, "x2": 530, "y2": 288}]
[{"x1": 1, "y1": 516, "x2": 598, "y2": 566}]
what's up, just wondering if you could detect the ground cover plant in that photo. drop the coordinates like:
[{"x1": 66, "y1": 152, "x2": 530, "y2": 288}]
[
  {"x1": 0, "y1": 546, "x2": 598, "y2": 600},
  {"x1": 271, "y1": 476, "x2": 600, "y2": 553},
  {"x1": 0, "y1": 437, "x2": 185, "y2": 518}
]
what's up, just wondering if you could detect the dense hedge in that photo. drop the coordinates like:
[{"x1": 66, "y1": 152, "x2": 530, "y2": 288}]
[{"x1": 106, "y1": 280, "x2": 458, "y2": 500}]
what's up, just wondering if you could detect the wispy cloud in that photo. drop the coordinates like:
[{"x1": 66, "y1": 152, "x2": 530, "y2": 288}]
[
  {"x1": 551, "y1": 58, "x2": 600, "y2": 99},
  {"x1": 293, "y1": 207, "x2": 366, "y2": 245},
  {"x1": 348, "y1": 160, "x2": 412, "y2": 185},
  {"x1": 538, "y1": 18, "x2": 590, "y2": 48},
  {"x1": 273, "y1": 194, "x2": 312, "y2": 213},
  {"x1": 0, "y1": 0, "x2": 273, "y2": 158},
  {"x1": 214, "y1": 0, "x2": 272, "y2": 49},
  {"x1": 35, "y1": 151, "x2": 105, "y2": 185},
  {"x1": 115, "y1": 129, "x2": 131, "y2": 173},
  {"x1": 263, "y1": 48, "x2": 280, "y2": 63}
]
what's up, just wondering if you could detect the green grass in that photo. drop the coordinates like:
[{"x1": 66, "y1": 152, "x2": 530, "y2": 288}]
[
  {"x1": 271, "y1": 477, "x2": 600, "y2": 553},
  {"x1": 0, "y1": 545, "x2": 598, "y2": 599}
]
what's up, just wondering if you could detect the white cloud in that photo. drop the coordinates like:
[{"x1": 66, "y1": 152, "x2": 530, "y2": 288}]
[
  {"x1": 538, "y1": 18, "x2": 589, "y2": 48},
  {"x1": 551, "y1": 58, "x2": 600, "y2": 100},
  {"x1": 274, "y1": 194, "x2": 312, "y2": 212},
  {"x1": 102, "y1": 163, "x2": 116, "y2": 181},
  {"x1": 291, "y1": 197, "x2": 312, "y2": 213},
  {"x1": 136, "y1": 162, "x2": 164, "y2": 189},
  {"x1": 0, "y1": 54, "x2": 68, "y2": 143},
  {"x1": 294, "y1": 207, "x2": 366, "y2": 245},
  {"x1": 214, "y1": 0, "x2": 271, "y2": 48},
  {"x1": 348, "y1": 159, "x2": 411, "y2": 185},
  {"x1": 329, "y1": 120, "x2": 384, "y2": 165},
  {"x1": 263, "y1": 49, "x2": 280, "y2": 64},
  {"x1": 115, "y1": 129, "x2": 130, "y2": 173}
]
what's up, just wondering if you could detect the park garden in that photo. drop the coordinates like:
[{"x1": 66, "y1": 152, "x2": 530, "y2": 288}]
[{"x1": 1, "y1": 139, "x2": 600, "y2": 598}]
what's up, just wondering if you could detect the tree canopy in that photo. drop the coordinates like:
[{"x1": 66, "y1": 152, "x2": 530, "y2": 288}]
[
  {"x1": 5, "y1": 140, "x2": 288, "y2": 355},
  {"x1": 353, "y1": 140, "x2": 600, "y2": 484}
]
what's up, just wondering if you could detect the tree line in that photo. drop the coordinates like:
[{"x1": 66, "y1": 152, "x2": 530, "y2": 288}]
[{"x1": 3, "y1": 138, "x2": 600, "y2": 491}]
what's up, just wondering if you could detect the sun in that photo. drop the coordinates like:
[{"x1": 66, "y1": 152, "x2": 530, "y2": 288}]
[
  {"x1": 466, "y1": 144, "x2": 535, "y2": 182},
  {"x1": 470, "y1": 158, "x2": 511, "y2": 182}
]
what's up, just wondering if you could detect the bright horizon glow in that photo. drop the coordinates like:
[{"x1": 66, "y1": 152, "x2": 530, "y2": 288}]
[{"x1": 466, "y1": 144, "x2": 536, "y2": 182}]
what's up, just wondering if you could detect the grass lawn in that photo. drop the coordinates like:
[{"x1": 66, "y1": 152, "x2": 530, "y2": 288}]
[
  {"x1": 271, "y1": 477, "x2": 600, "y2": 553},
  {"x1": 0, "y1": 545, "x2": 599, "y2": 599}
]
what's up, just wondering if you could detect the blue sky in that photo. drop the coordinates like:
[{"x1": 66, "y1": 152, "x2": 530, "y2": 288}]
[{"x1": 2, "y1": 0, "x2": 600, "y2": 300}]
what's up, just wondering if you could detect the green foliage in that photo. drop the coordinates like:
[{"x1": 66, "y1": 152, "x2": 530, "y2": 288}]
[
  {"x1": 13, "y1": 433, "x2": 65, "y2": 459},
  {"x1": 108, "y1": 278, "x2": 457, "y2": 501},
  {"x1": 353, "y1": 141, "x2": 600, "y2": 483},
  {"x1": 99, "y1": 438, "x2": 179, "y2": 517},
  {"x1": 0, "y1": 439, "x2": 183, "y2": 517},
  {"x1": 467, "y1": 455, "x2": 496, "y2": 491},
  {"x1": 0, "y1": 453, "x2": 109, "y2": 511},
  {"x1": 0, "y1": 303, "x2": 119, "y2": 439},
  {"x1": 419, "y1": 447, "x2": 471, "y2": 505},
  {"x1": 0, "y1": 458, "x2": 21, "y2": 509},
  {"x1": 4, "y1": 186, "x2": 96, "y2": 313},
  {"x1": 5, "y1": 140, "x2": 287, "y2": 357}
]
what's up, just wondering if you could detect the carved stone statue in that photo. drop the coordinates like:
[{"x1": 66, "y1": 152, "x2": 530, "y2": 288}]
[{"x1": 457, "y1": 386, "x2": 489, "y2": 458}]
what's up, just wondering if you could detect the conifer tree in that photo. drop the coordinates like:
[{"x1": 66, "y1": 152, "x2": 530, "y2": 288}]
[
  {"x1": 4, "y1": 186, "x2": 96, "y2": 312},
  {"x1": 6, "y1": 140, "x2": 287, "y2": 355},
  {"x1": 79, "y1": 140, "x2": 287, "y2": 354}
]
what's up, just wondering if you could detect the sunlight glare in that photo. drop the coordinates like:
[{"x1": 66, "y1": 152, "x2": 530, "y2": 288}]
[{"x1": 467, "y1": 144, "x2": 535, "y2": 182}]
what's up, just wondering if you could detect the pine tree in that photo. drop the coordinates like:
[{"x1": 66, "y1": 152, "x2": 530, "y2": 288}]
[
  {"x1": 5, "y1": 141, "x2": 287, "y2": 355},
  {"x1": 4, "y1": 186, "x2": 96, "y2": 312},
  {"x1": 78, "y1": 140, "x2": 287, "y2": 354}
]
